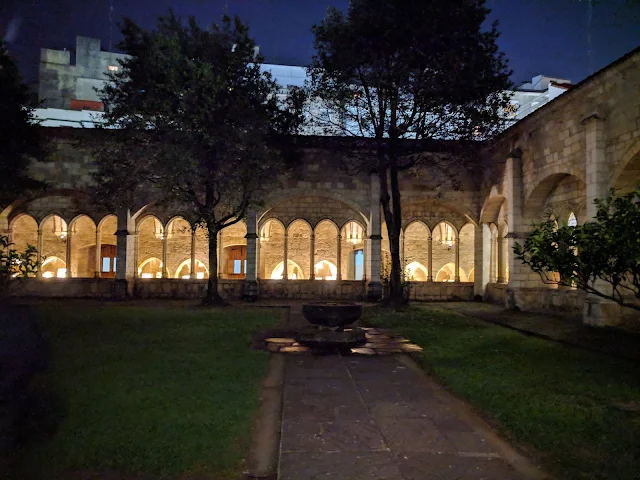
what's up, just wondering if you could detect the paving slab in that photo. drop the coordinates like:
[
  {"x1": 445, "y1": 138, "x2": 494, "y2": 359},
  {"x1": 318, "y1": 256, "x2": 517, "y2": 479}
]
[{"x1": 278, "y1": 352, "x2": 542, "y2": 480}]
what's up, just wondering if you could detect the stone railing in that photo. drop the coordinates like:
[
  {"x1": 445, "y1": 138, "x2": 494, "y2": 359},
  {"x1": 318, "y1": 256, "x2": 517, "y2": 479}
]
[
  {"x1": 259, "y1": 280, "x2": 367, "y2": 300},
  {"x1": 406, "y1": 282, "x2": 474, "y2": 301}
]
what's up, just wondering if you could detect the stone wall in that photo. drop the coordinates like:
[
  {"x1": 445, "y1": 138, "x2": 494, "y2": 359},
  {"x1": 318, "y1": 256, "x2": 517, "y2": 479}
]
[
  {"x1": 485, "y1": 283, "x2": 507, "y2": 305},
  {"x1": 506, "y1": 287, "x2": 585, "y2": 315},
  {"x1": 407, "y1": 282, "x2": 474, "y2": 302},
  {"x1": 259, "y1": 280, "x2": 366, "y2": 300},
  {"x1": 9, "y1": 278, "x2": 115, "y2": 298}
]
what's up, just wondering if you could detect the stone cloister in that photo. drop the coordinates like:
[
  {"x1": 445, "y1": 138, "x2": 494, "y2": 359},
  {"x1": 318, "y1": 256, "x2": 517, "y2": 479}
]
[{"x1": 2, "y1": 46, "x2": 639, "y2": 326}]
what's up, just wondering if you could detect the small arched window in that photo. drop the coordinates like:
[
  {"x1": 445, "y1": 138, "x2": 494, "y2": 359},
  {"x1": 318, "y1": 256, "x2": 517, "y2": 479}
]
[{"x1": 567, "y1": 212, "x2": 577, "y2": 227}]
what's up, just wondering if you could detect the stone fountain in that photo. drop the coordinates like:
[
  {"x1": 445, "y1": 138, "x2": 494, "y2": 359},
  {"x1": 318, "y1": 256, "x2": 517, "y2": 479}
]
[{"x1": 296, "y1": 302, "x2": 367, "y2": 348}]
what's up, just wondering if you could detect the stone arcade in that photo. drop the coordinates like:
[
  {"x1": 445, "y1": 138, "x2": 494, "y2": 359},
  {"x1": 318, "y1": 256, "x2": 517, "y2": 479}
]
[{"x1": 2, "y1": 45, "x2": 639, "y2": 328}]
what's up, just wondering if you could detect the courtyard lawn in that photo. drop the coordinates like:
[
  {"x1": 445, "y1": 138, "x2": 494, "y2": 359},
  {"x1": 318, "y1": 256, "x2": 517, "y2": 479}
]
[
  {"x1": 12, "y1": 302, "x2": 280, "y2": 479},
  {"x1": 365, "y1": 305, "x2": 640, "y2": 480}
]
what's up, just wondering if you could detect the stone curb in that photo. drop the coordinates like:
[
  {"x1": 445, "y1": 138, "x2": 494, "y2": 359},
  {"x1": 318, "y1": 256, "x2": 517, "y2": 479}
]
[
  {"x1": 395, "y1": 354, "x2": 555, "y2": 480},
  {"x1": 246, "y1": 353, "x2": 285, "y2": 479}
]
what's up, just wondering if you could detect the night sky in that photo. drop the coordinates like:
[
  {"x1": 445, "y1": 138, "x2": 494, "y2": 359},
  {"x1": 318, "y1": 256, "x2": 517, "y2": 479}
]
[{"x1": 2, "y1": 0, "x2": 639, "y2": 89}]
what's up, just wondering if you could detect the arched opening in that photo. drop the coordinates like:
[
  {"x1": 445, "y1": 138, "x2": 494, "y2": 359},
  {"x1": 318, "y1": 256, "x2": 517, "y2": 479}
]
[
  {"x1": 271, "y1": 259, "x2": 303, "y2": 280},
  {"x1": 436, "y1": 263, "x2": 467, "y2": 282},
  {"x1": 10, "y1": 214, "x2": 38, "y2": 253},
  {"x1": 166, "y1": 217, "x2": 192, "y2": 279},
  {"x1": 287, "y1": 219, "x2": 311, "y2": 280},
  {"x1": 98, "y1": 215, "x2": 117, "y2": 278},
  {"x1": 567, "y1": 212, "x2": 577, "y2": 227},
  {"x1": 259, "y1": 219, "x2": 285, "y2": 279},
  {"x1": 403, "y1": 222, "x2": 429, "y2": 280},
  {"x1": 405, "y1": 261, "x2": 428, "y2": 282},
  {"x1": 314, "y1": 260, "x2": 337, "y2": 280},
  {"x1": 174, "y1": 259, "x2": 209, "y2": 279},
  {"x1": 340, "y1": 221, "x2": 365, "y2": 280},
  {"x1": 41, "y1": 256, "x2": 67, "y2": 279},
  {"x1": 468, "y1": 268, "x2": 475, "y2": 282},
  {"x1": 432, "y1": 221, "x2": 456, "y2": 281},
  {"x1": 459, "y1": 223, "x2": 475, "y2": 282},
  {"x1": 40, "y1": 215, "x2": 68, "y2": 277},
  {"x1": 137, "y1": 216, "x2": 164, "y2": 277},
  {"x1": 69, "y1": 215, "x2": 97, "y2": 278},
  {"x1": 314, "y1": 220, "x2": 338, "y2": 279},
  {"x1": 138, "y1": 257, "x2": 163, "y2": 279},
  {"x1": 221, "y1": 221, "x2": 247, "y2": 279}
]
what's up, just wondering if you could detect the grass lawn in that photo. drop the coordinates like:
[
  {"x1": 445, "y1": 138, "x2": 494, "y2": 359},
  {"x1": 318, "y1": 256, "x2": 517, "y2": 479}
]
[
  {"x1": 365, "y1": 304, "x2": 640, "y2": 480},
  {"x1": 10, "y1": 302, "x2": 281, "y2": 479}
]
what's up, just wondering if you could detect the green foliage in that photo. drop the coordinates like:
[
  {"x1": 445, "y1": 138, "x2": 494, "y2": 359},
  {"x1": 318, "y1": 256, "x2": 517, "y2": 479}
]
[
  {"x1": 514, "y1": 187, "x2": 640, "y2": 310},
  {"x1": 92, "y1": 11, "x2": 304, "y2": 302},
  {"x1": 365, "y1": 304, "x2": 640, "y2": 480},
  {"x1": 308, "y1": 0, "x2": 512, "y2": 305},
  {"x1": 0, "y1": 42, "x2": 48, "y2": 207},
  {"x1": 0, "y1": 234, "x2": 39, "y2": 296},
  {"x1": 13, "y1": 304, "x2": 281, "y2": 477}
]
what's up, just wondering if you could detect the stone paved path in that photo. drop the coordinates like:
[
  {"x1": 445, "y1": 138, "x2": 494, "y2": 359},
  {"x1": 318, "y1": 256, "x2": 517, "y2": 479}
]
[{"x1": 278, "y1": 352, "x2": 536, "y2": 480}]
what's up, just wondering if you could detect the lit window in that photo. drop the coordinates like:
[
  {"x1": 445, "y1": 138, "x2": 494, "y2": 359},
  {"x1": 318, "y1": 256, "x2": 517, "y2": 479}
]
[
  {"x1": 113, "y1": 258, "x2": 117, "y2": 271},
  {"x1": 102, "y1": 258, "x2": 111, "y2": 272},
  {"x1": 233, "y1": 260, "x2": 242, "y2": 274},
  {"x1": 568, "y1": 212, "x2": 577, "y2": 227},
  {"x1": 108, "y1": 65, "x2": 119, "y2": 72}
]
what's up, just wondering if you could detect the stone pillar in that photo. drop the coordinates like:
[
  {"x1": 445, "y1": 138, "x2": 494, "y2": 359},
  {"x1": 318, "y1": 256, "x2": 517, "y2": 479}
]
[
  {"x1": 336, "y1": 234, "x2": 342, "y2": 280},
  {"x1": 36, "y1": 227, "x2": 43, "y2": 278},
  {"x1": 454, "y1": 237, "x2": 460, "y2": 282},
  {"x1": 243, "y1": 210, "x2": 259, "y2": 301},
  {"x1": 283, "y1": 233, "x2": 288, "y2": 280},
  {"x1": 581, "y1": 114, "x2": 618, "y2": 325},
  {"x1": 310, "y1": 233, "x2": 315, "y2": 280},
  {"x1": 65, "y1": 227, "x2": 72, "y2": 278},
  {"x1": 367, "y1": 174, "x2": 382, "y2": 300},
  {"x1": 95, "y1": 229, "x2": 102, "y2": 278},
  {"x1": 427, "y1": 235, "x2": 433, "y2": 282},
  {"x1": 189, "y1": 230, "x2": 197, "y2": 279},
  {"x1": 489, "y1": 233, "x2": 497, "y2": 283},
  {"x1": 497, "y1": 236, "x2": 506, "y2": 284},
  {"x1": 114, "y1": 208, "x2": 137, "y2": 298},
  {"x1": 161, "y1": 229, "x2": 168, "y2": 278},
  {"x1": 217, "y1": 230, "x2": 223, "y2": 278}
]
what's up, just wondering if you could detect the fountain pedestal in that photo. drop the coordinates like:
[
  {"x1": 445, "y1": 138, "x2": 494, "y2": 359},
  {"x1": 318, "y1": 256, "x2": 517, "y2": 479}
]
[{"x1": 296, "y1": 302, "x2": 366, "y2": 348}]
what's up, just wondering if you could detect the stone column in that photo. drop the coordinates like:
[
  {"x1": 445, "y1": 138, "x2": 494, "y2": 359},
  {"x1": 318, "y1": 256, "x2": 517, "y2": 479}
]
[
  {"x1": 217, "y1": 230, "x2": 223, "y2": 278},
  {"x1": 581, "y1": 114, "x2": 618, "y2": 325},
  {"x1": 283, "y1": 233, "x2": 288, "y2": 280},
  {"x1": 36, "y1": 227, "x2": 43, "y2": 278},
  {"x1": 243, "y1": 210, "x2": 259, "y2": 300},
  {"x1": 114, "y1": 208, "x2": 137, "y2": 299},
  {"x1": 489, "y1": 233, "x2": 497, "y2": 283},
  {"x1": 65, "y1": 227, "x2": 72, "y2": 278},
  {"x1": 367, "y1": 174, "x2": 382, "y2": 300},
  {"x1": 497, "y1": 236, "x2": 505, "y2": 284},
  {"x1": 454, "y1": 236, "x2": 460, "y2": 282},
  {"x1": 189, "y1": 230, "x2": 197, "y2": 279},
  {"x1": 336, "y1": 233, "x2": 342, "y2": 281},
  {"x1": 427, "y1": 235, "x2": 433, "y2": 281},
  {"x1": 310, "y1": 233, "x2": 315, "y2": 280},
  {"x1": 95, "y1": 229, "x2": 102, "y2": 278},
  {"x1": 161, "y1": 229, "x2": 168, "y2": 278}
]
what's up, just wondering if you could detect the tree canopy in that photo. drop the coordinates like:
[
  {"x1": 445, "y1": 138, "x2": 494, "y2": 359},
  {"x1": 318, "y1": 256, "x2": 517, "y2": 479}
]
[
  {"x1": 308, "y1": 0, "x2": 512, "y2": 305},
  {"x1": 93, "y1": 12, "x2": 304, "y2": 303},
  {"x1": 0, "y1": 41, "x2": 47, "y2": 208},
  {"x1": 514, "y1": 187, "x2": 640, "y2": 311}
]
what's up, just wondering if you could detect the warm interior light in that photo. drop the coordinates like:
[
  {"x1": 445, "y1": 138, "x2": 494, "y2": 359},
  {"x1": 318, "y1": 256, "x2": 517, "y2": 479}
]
[
  {"x1": 196, "y1": 272, "x2": 205, "y2": 279},
  {"x1": 182, "y1": 275, "x2": 190, "y2": 279},
  {"x1": 42, "y1": 271, "x2": 54, "y2": 278},
  {"x1": 141, "y1": 273, "x2": 153, "y2": 279},
  {"x1": 108, "y1": 65, "x2": 118, "y2": 72},
  {"x1": 56, "y1": 268, "x2": 67, "y2": 278}
]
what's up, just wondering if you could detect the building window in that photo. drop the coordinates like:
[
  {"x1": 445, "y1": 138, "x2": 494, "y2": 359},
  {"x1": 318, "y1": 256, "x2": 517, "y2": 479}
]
[{"x1": 108, "y1": 65, "x2": 119, "y2": 72}]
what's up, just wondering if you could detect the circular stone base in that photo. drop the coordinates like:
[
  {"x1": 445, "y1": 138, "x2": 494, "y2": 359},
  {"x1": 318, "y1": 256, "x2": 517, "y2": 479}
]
[{"x1": 296, "y1": 326, "x2": 367, "y2": 348}]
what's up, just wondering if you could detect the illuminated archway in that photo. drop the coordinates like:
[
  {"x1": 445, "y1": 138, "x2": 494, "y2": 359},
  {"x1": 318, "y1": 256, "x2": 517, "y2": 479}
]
[
  {"x1": 41, "y1": 256, "x2": 67, "y2": 278},
  {"x1": 405, "y1": 261, "x2": 428, "y2": 282},
  {"x1": 271, "y1": 260, "x2": 303, "y2": 280},
  {"x1": 138, "y1": 257, "x2": 164, "y2": 279},
  {"x1": 314, "y1": 260, "x2": 337, "y2": 280},
  {"x1": 436, "y1": 263, "x2": 468, "y2": 282},
  {"x1": 174, "y1": 259, "x2": 209, "y2": 279}
]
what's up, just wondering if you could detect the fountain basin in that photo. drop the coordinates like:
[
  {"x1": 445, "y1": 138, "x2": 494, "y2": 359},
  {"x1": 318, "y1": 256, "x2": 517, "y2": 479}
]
[{"x1": 302, "y1": 302, "x2": 363, "y2": 329}]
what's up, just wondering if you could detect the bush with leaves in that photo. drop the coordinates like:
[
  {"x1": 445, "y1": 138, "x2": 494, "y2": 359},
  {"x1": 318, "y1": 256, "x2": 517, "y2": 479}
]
[
  {"x1": 514, "y1": 187, "x2": 640, "y2": 311},
  {"x1": 0, "y1": 235, "x2": 39, "y2": 297}
]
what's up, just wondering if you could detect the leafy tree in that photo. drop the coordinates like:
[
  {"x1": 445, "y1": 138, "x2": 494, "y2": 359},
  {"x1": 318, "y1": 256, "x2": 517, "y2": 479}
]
[
  {"x1": 308, "y1": 0, "x2": 511, "y2": 306},
  {"x1": 514, "y1": 187, "x2": 640, "y2": 312},
  {"x1": 0, "y1": 235, "x2": 39, "y2": 299},
  {"x1": 0, "y1": 41, "x2": 47, "y2": 208},
  {"x1": 93, "y1": 12, "x2": 304, "y2": 304}
]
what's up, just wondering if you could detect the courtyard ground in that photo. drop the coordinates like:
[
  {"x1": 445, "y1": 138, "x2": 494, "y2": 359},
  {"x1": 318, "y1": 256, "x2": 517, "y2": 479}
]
[
  {"x1": 2, "y1": 301, "x2": 282, "y2": 479},
  {"x1": 364, "y1": 304, "x2": 640, "y2": 480}
]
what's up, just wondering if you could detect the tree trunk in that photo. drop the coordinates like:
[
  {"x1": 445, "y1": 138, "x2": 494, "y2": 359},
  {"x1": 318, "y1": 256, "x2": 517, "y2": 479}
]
[
  {"x1": 203, "y1": 227, "x2": 226, "y2": 305},
  {"x1": 379, "y1": 165, "x2": 405, "y2": 308}
]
